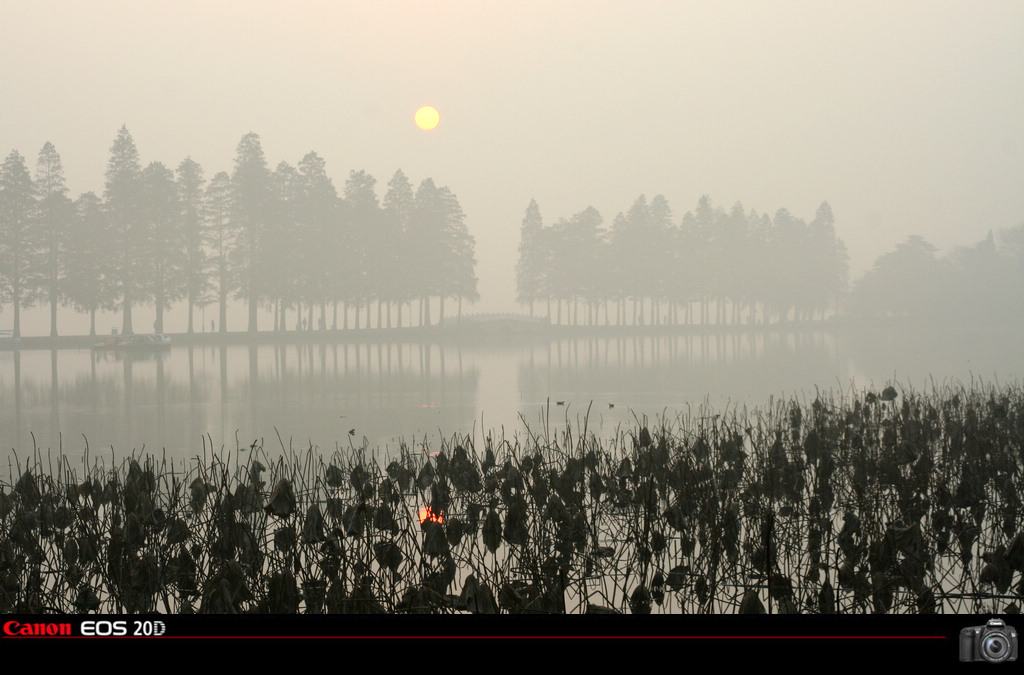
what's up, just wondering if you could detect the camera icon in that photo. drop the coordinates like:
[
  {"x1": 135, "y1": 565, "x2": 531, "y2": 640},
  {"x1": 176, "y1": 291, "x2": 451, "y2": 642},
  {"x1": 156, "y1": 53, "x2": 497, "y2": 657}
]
[{"x1": 960, "y1": 618, "x2": 1018, "y2": 663}]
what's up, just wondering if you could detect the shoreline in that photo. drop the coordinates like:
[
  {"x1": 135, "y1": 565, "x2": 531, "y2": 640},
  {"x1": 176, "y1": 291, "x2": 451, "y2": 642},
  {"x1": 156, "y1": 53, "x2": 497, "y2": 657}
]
[{"x1": 0, "y1": 314, "x2": 1006, "y2": 351}]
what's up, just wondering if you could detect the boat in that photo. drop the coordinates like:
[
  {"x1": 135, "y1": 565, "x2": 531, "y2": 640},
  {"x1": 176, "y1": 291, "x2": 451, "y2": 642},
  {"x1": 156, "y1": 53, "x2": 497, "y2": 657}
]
[{"x1": 93, "y1": 334, "x2": 172, "y2": 350}]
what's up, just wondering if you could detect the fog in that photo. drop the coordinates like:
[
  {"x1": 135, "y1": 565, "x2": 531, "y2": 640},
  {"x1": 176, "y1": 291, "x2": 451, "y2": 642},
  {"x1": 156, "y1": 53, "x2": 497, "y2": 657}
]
[
  {"x1": 1, "y1": 0, "x2": 1023, "y2": 455},
  {"x1": 4, "y1": 3, "x2": 1024, "y2": 627},
  {"x1": 2, "y1": 1, "x2": 1022, "y2": 331}
]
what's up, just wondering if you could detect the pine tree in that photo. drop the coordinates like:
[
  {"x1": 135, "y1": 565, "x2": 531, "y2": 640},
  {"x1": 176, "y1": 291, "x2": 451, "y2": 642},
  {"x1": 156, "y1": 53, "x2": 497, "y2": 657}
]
[
  {"x1": 552, "y1": 206, "x2": 602, "y2": 325},
  {"x1": 808, "y1": 202, "x2": 848, "y2": 320},
  {"x1": 266, "y1": 160, "x2": 299, "y2": 330},
  {"x1": 515, "y1": 199, "x2": 545, "y2": 316},
  {"x1": 177, "y1": 157, "x2": 208, "y2": 334},
  {"x1": 382, "y1": 170, "x2": 415, "y2": 328},
  {"x1": 0, "y1": 150, "x2": 35, "y2": 338},
  {"x1": 104, "y1": 125, "x2": 144, "y2": 335},
  {"x1": 647, "y1": 195, "x2": 674, "y2": 325},
  {"x1": 343, "y1": 170, "x2": 380, "y2": 328},
  {"x1": 691, "y1": 195, "x2": 718, "y2": 324},
  {"x1": 34, "y1": 142, "x2": 73, "y2": 337},
  {"x1": 66, "y1": 192, "x2": 111, "y2": 336},
  {"x1": 438, "y1": 185, "x2": 477, "y2": 322},
  {"x1": 719, "y1": 201, "x2": 750, "y2": 325},
  {"x1": 204, "y1": 171, "x2": 234, "y2": 333},
  {"x1": 770, "y1": 207, "x2": 807, "y2": 322},
  {"x1": 409, "y1": 178, "x2": 448, "y2": 326},
  {"x1": 140, "y1": 161, "x2": 183, "y2": 334},
  {"x1": 296, "y1": 152, "x2": 339, "y2": 330},
  {"x1": 231, "y1": 133, "x2": 270, "y2": 333},
  {"x1": 611, "y1": 195, "x2": 657, "y2": 324}
]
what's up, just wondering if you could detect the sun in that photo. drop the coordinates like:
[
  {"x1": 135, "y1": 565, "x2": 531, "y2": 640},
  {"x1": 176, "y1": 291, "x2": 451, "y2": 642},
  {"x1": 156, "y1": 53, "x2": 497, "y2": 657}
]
[{"x1": 415, "y1": 105, "x2": 440, "y2": 131}]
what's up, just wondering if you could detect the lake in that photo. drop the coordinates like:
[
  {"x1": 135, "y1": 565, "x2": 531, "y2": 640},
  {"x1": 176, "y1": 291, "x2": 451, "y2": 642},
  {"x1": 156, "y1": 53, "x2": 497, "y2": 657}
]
[{"x1": 1, "y1": 323, "x2": 1020, "y2": 469}]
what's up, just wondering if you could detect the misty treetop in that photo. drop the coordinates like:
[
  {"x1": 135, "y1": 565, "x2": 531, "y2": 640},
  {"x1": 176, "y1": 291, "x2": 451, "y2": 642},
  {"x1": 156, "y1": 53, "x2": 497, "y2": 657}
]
[
  {"x1": 0, "y1": 128, "x2": 478, "y2": 337},
  {"x1": 516, "y1": 196, "x2": 1024, "y2": 327}
]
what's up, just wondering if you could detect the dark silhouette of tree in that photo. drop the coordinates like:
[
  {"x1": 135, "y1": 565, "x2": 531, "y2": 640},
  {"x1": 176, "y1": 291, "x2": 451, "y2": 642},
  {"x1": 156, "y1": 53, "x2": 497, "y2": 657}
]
[
  {"x1": 608, "y1": 212, "x2": 630, "y2": 325},
  {"x1": 0, "y1": 150, "x2": 35, "y2": 338},
  {"x1": 382, "y1": 170, "x2": 415, "y2": 328},
  {"x1": 674, "y1": 195, "x2": 724, "y2": 325},
  {"x1": 807, "y1": 202, "x2": 848, "y2": 320},
  {"x1": 357, "y1": 170, "x2": 396, "y2": 330},
  {"x1": 33, "y1": 142, "x2": 73, "y2": 337},
  {"x1": 409, "y1": 178, "x2": 448, "y2": 327},
  {"x1": 267, "y1": 160, "x2": 300, "y2": 330},
  {"x1": 746, "y1": 209, "x2": 775, "y2": 325},
  {"x1": 402, "y1": 180, "x2": 479, "y2": 326},
  {"x1": 515, "y1": 199, "x2": 546, "y2": 317},
  {"x1": 0, "y1": 133, "x2": 492, "y2": 337},
  {"x1": 670, "y1": 210, "x2": 696, "y2": 325},
  {"x1": 176, "y1": 157, "x2": 208, "y2": 334},
  {"x1": 438, "y1": 185, "x2": 477, "y2": 322},
  {"x1": 692, "y1": 195, "x2": 719, "y2": 324},
  {"x1": 647, "y1": 194, "x2": 674, "y2": 325},
  {"x1": 104, "y1": 126, "x2": 144, "y2": 335},
  {"x1": 296, "y1": 152, "x2": 339, "y2": 331},
  {"x1": 717, "y1": 201, "x2": 750, "y2": 325},
  {"x1": 851, "y1": 235, "x2": 942, "y2": 319},
  {"x1": 140, "y1": 161, "x2": 183, "y2": 334},
  {"x1": 0, "y1": 133, "x2": 889, "y2": 334},
  {"x1": 611, "y1": 195, "x2": 671, "y2": 325},
  {"x1": 342, "y1": 170, "x2": 380, "y2": 329},
  {"x1": 65, "y1": 192, "x2": 111, "y2": 336},
  {"x1": 551, "y1": 206, "x2": 603, "y2": 325},
  {"x1": 519, "y1": 194, "x2": 850, "y2": 328},
  {"x1": 944, "y1": 231, "x2": 1005, "y2": 323},
  {"x1": 768, "y1": 207, "x2": 808, "y2": 322},
  {"x1": 231, "y1": 133, "x2": 271, "y2": 333},
  {"x1": 849, "y1": 228, "x2": 1021, "y2": 325},
  {"x1": 204, "y1": 171, "x2": 234, "y2": 333}
]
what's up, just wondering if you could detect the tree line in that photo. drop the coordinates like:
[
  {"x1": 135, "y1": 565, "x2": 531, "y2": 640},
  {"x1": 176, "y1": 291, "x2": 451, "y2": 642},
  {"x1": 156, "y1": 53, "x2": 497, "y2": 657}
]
[
  {"x1": 516, "y1": 195, "x2": 1024, "y2": 326},
  {"x1": 516, "y1": 195, "x2": 849, "y2": 326},
  {"x1": 0, "y1": 127, "x2": 478, "y2": 338}
]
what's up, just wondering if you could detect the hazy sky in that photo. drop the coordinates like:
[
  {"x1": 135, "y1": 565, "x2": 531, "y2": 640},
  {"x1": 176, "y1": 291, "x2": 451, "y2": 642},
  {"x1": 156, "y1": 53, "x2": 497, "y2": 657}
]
[{"x1": 2, "y1": 0, "x2": 1022, "y2": 318}]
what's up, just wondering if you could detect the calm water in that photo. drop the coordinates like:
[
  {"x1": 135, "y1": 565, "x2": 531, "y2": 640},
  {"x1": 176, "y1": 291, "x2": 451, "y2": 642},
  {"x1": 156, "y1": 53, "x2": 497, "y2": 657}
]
[{"x1": 1, "y1": 325, "x2": 1020, "y2": 468}]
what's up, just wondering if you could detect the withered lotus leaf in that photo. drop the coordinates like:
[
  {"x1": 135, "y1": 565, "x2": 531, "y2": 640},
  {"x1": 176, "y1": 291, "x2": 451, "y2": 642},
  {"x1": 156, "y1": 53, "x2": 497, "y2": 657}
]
[
  {"x1": 265, "y1": 479, "x2": 296, "y2": 518},
  {"x1": 739, "y1": 589, "x2": 765, "y2": 614},
  {"x1": 483, "y1": 507, "x2": 501, "y2": 554},
  {"x1": 325, "y1": 464, "x2": 345, "y2": 488},
  {"x1": 459, "y1": 574, "x2": 498, "y2": 614},
  {"x1": 302, "y1": 504, "x2": 326, "y2": 544}
]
